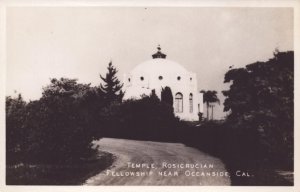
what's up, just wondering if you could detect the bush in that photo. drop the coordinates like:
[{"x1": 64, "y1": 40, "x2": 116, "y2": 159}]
[
  {"x1": 24, "y1": 97, "x2": 96, "y2": 164},
  {"x1": 100, "y1": 91, "x2": 181, "y2": 141},
  {"x1": 6, "y1": 78, "x2": 105, "y2": 165},
  {"x1": 181, "y1": 121, "x2": 293, "y2": 185}
]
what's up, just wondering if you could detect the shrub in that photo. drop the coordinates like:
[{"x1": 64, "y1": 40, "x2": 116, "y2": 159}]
[
  {"x1": 100, "y1": 91, "x2": 181, "y2": 141},
  {"x1": 7, "y1": 78, "x2": 105, "y2": 165}
]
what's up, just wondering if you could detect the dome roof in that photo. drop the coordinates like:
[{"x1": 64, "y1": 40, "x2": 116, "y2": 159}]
[{"x1": 131, "y1": 58, "x2": 188, "y2": 75}]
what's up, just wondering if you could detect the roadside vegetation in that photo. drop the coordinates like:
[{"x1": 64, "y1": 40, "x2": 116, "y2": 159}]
[{"x1": 6, "y1": 62, "x2": 122, "y2": 184}]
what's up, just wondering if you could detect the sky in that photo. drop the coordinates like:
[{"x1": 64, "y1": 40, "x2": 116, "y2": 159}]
[{"x1": 6, "y1": 7, "x2": 293, "y2": 119}]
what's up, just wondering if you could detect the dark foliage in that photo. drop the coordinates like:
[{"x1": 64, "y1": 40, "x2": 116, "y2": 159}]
[
  {"x1": 178, "y1": 121, "x2": 293, "y2": 186},
  {"x1": 6, "y1": 78, "x2": 106, "y2": 165},
  {"x1": 6, "y1": 152, "x2": 113, "y2": 185},
  {"x1": 161, "y1": 86, "x2": 173, "y2": 107},
  {"x1": 100, "y1": 61, "x2": 124, "y2": 103},
  {"x1": 222, "y1": 51, "x2": 294, "y2": 169},
  {"x1": 6, "y1": 94, "x2": 27, "y2": 165},
  {"x1": 100, "y1": 90, "x2": 181, "y2": 141}
]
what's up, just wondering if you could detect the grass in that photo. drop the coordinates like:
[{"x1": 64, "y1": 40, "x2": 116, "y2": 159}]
[{"x1": 6, "y1": 151, "x2": 114, "y2": 185}]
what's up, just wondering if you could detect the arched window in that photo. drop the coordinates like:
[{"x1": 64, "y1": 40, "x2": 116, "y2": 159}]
[
  {"x1": 189, "y1": 93, "x2": 193, "y2": 113},
  {"x1": 175, "y1": 92, "x2": 183, "y2": 113}
]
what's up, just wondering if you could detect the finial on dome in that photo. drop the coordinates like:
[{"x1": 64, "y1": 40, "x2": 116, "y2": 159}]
[{"x1": 152, "y1": 45, "x2": 166, "y2": 59}]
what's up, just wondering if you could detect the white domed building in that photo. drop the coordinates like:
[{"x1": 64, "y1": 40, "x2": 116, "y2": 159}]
[{"x1": 123, "y1": 46, "x2": 203, "y2": 121}]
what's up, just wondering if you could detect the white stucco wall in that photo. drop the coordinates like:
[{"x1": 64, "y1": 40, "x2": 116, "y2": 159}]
[{"x1": 123, "y1": 58, "x2": 203, "y2": 121}]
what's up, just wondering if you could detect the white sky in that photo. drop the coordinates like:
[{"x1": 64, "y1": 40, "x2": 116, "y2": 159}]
[{"x1": 6, "y1": 7, "x2": 293, "y2": 119}]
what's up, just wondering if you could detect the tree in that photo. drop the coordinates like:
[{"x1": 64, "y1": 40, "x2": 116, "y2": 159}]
[
  {"x1": 222, "y1": 51, "x2": 294, "y2": 167},
  {"x1": 24, "y1": 78, "x2": 99, "y2": 164},
  {"x1": 100, "y1": 62, "x2": 124, "y2": 102},
  {"x1": 149, "y1": 89, "x2": 160, "y2": 103},
  {"x1": 6, "y1": 94, "x2": 27, "y2": 164},
  {"x1": 200, "y1": 90, "x2": 220, "y2": 120},
  {"x1": 161, "y1": 86, "x2": 173, "y2": 107}
]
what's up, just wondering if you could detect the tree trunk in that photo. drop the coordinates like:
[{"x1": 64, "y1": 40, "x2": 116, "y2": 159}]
[
  {"x1": 211, "y1": 105, "x2": 214, "y2": 120},
  {"x1": 206, "y1": 102, "x2": 209, "y2": 121}
]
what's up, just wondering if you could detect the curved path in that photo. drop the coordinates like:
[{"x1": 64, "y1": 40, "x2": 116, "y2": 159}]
[{"x1": 84, "y1": 138, "x2": 231, "y2": 185}]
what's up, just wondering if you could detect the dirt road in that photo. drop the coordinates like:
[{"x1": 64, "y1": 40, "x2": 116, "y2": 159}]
[{"x1": 84, "y1": 138, "x2": 231, "y2": 185}]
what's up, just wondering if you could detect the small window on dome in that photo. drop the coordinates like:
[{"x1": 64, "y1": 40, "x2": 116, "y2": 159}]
[
  {"x1": 190, "y1": 77, "x2": 192, "y2": 81},
  {"x1": 128, "y1": 78, "x2": 131, "y2": 82},
  {"x1": 140, "y1": 76, "x2": 144, "y2": 81},
  {"x1": 159, "y1": 76, "x2": 163, "y2": 80},
  {"x1": 177, "y1": 76, "x2": 181, "y2": 81}
]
